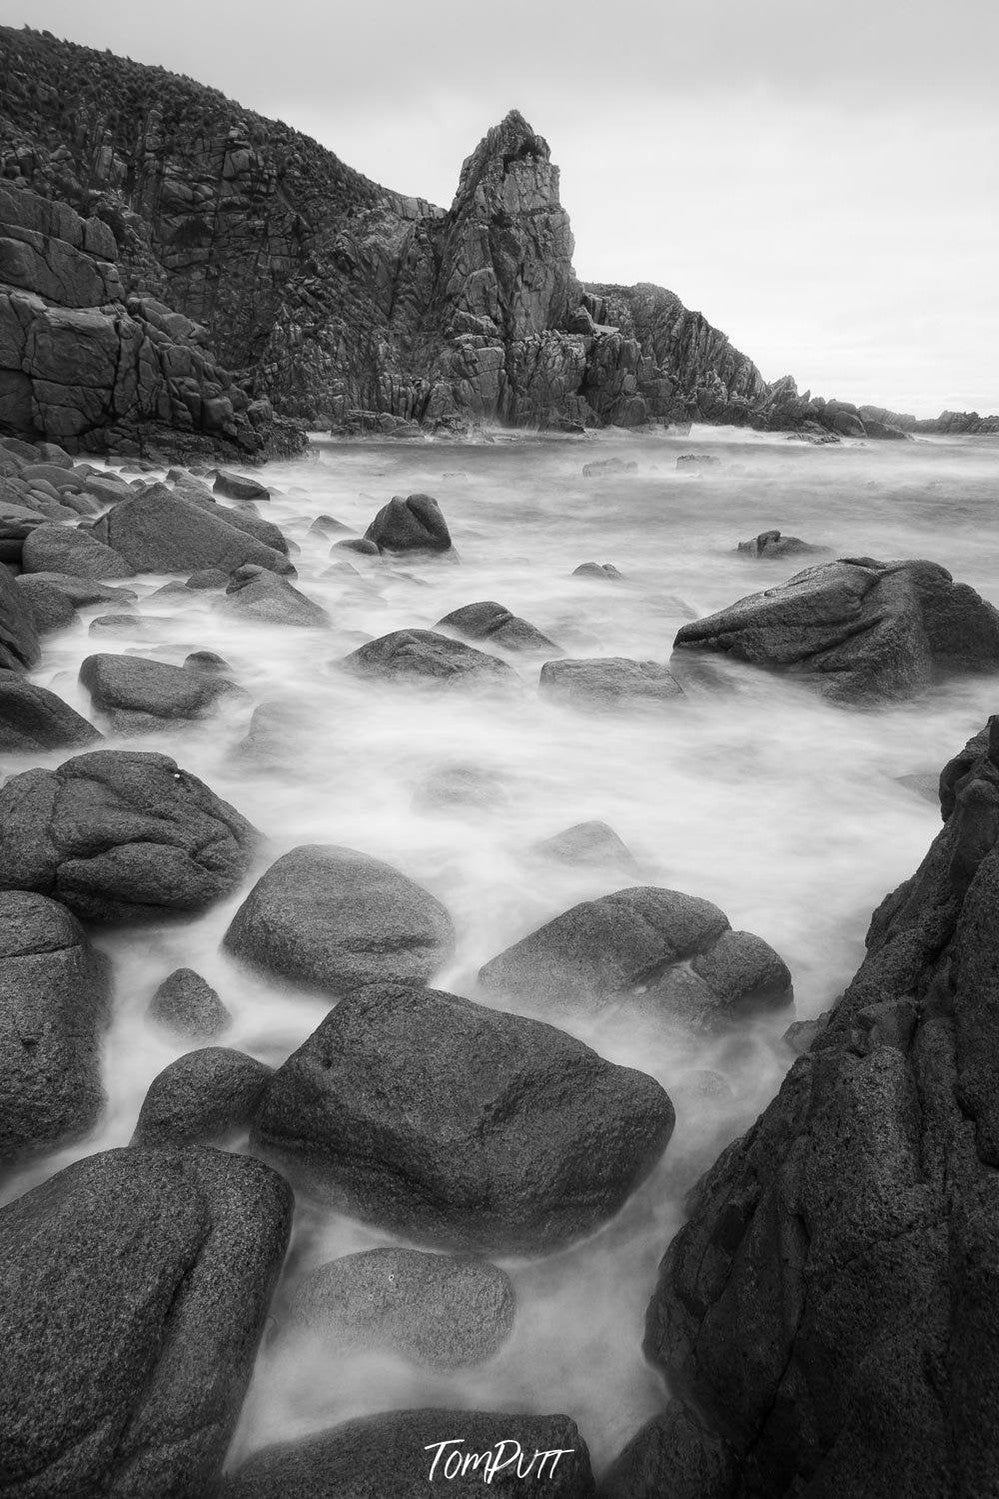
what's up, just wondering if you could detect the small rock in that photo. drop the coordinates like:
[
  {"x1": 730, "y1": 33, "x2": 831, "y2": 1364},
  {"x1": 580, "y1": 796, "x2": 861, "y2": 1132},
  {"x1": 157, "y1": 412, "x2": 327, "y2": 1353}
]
[
  {"x1": 213, "y1": 471, "x2": 270, "y2": 502},
  {"x1": 148, "y1": 967, "x2": 231, "y2": 1039},
  {"x1": 572, "y1": 562, "x2": 623, "y2": 581},
  {"x1": 437, "y1": 600, "x2": 558, "y2": 653},
  {"x1": 364, "y1": 493, "x2": 452, "y2": 553}
]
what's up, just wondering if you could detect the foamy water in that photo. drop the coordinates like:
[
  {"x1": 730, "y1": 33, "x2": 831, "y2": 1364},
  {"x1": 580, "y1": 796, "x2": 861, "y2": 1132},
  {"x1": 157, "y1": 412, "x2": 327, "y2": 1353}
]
[{"x1": 4, "y1": 424, "x2": 999, "y2": 1472}]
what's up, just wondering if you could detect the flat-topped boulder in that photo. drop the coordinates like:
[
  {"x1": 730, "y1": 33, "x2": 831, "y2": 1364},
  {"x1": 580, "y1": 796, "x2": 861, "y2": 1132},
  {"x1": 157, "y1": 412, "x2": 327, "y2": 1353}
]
[
  {"x1": 91, "y1": 488, "x2": 293, "y2": 575},
  {"x1": 0, "y1": 672, "x2": 102, "y2": 752},
  {"x1": 342, "y1": 629, "x2": 517, "y2": 689},
  {"x1": 539, "y1": 657, "x2": 683, "y2": 707},
  {"x1": 79, "y1": 652, "x2": 245, "y2": 734},
  {"x1": 252, "y1": 982, "x2": 675, "y2": 1252},
  {"x1": 437, "y1": 600, "x2": 559, "y2": 652},
  {"x1": 673, "y1": 557, "x2": 999, "y2": 702},
  {"x1": 364, "y1": 493, "x2": 452, "y2": 553}
]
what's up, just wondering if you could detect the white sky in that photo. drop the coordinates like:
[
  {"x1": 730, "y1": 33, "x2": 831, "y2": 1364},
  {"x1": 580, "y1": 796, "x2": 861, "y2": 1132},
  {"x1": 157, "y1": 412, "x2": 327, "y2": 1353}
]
[{"x1": 5, "y1": 0, "x2": 998, "y2": 416}]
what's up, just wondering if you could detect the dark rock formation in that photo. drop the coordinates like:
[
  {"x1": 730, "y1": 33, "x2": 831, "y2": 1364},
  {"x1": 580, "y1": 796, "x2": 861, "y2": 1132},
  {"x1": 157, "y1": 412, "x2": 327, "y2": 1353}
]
[
  {"x1": 252, "y1": 982, "x2": 675, "y2": 1252},
  {"x1": 224, "y1": 843, "x2": 455, "y2": 995},
  {"x1": 221, "y1": 564, "x2": 329, "y2": 626},
  {"x1": 736, "y1": 529, "x2": 825, "y2": 560},
  {"x1": 364, "y1": 493, "x2": 452, "y2": 554},
  {"x1": 131, "y1": 1047, "x2": 271, "y2": 1147},
  {"x1": 91, "y1": 487, "x2": 293, "y2": 575},
  {"x1": 540, "y1": 657, "x2": 683, "y2": 708},
  {"x1": 0, "y1": 748, "x2": 256, "y2": 921},
  {"x1": 614, "y1": 717, "x2": 999, "y2": 1498},
  {"x1": 674, "y1": 558, "x2": 999, "y2": 704},
  {"x1": 438, "y1": 600, "x2": 558, "y2": 653},
  {"x1": 79, "y1": 652, "x2": 244, "y2": 734},
  {"x1": 342, "y1": 628, "x2": 518, "y2": 689},
  {"x1": 286, "y1": 1247, "x2": 515, "y2": 1368},
  {"x1": 214, "y1": 470, "x2": 270, "y2": 501},
  {"x1": 148, "y1": 966, "x2": 230, "y2": 1039},
  {"x1": 0, "y1": 669, "x2": 101, "y2": 750},
  {"x1": 0, "y1": 889, "x2": 109, "y2": 1163},
  {"x1": 0, "y1": 1146, "x2": 292, "y2": 1495}
]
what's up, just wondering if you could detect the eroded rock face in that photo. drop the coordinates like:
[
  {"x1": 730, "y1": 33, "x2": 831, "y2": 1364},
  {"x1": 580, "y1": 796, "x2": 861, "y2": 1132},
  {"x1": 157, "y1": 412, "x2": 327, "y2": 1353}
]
[
  {"x1": 252, "y1": 982, "x2": 675, "y2": 1253},
  {"x1": 0, "y1": 1146, "x2": 292, "y2": 1496},
  {"x1": 673, "y1": 558, "x2": 999, "y2": 703},
  {"x1": 616, "y1": 717, "x2": 999, "y2": 1498}
]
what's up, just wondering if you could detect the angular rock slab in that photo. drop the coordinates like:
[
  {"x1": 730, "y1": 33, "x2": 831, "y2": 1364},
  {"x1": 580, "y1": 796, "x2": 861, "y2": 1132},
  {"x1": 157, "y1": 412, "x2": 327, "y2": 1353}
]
[
  {"x1": 0, "y1": 671, "x2": 102, "y2": 752},
  {"x1": 342, "y1": 629, "x2": 516, "y2": 689},
  {"x1": 0, "y1": 1147, "x2": 292, "y2": 1497},
  {"x1": 673, "y1": 557, "x2": 999, "y2": 703},
  {"x1": 0, "y1": 890, "x2": 110, "y2": 1163},
  {"x1": 0, "y1": 749, "x2": 256, "y2": 922},
  {"x1": 287, "y1": 1247, "x2": 515, "y2": 1369},
  {"x1": 219, "y1": 1409, "x2": 594, "y2": 1497},
  {"x1": 437, "y1": 600, "x2": 558, "y2": 653},
  {"x1": 364, "y1": 493, "x2": 452, "y2": 553},
  {"x1": 539, "y1": 657, "x2": 682, "y2": 708},
  {"x1": 252, "y1": 983, "x2": 675, "y2": 1253},
  {"x1": 224, "y1": 844, "x2": 455, "y2": 995},
  {"x1": 79, "y1": 652, "x2": 244, "y2": 735}
]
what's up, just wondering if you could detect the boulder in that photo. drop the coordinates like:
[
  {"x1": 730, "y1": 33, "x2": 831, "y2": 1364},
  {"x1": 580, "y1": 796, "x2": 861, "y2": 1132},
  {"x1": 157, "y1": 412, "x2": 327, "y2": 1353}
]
[
  {"x1": 20, "y1": 523, "x2": 134, "y2": 580},
  {"x1": 342, "y1": 629, "x2": 517, "y2": 689},
  {"x1": 478, "y1": 887, "x2": 792, "y2": 1029},
  {"x1": 186, "y1": 567, "x2": 230, "y2": 590},
  {"x1": 286, "y1": 1247, "x2": 515, "y2": 1369},
  {"x1": 219, "y1": 1409, "x2": 593, "y2": 1497},
  {"x1": 149, "y1": 967, "x2": 231, "y2": 1039},
  {"x1": 213, "y1": 471, "x2": 270, "y2": 501},
  {"x1": 0, "y1": 1147, "x2": 292, "y2": 1496},
  {"x1": 572, "y1": 562, "x2": 622, "y2": 581},
  {"x1": 79, "y1": 652, "x2": 245, "y2": 734},
  {"x1": 673, "y1": 558, "x2": 999, "y2": 703},
  {"x1": 251, "y1": 982, "x2": 675, "y2": 1252},
  {"x1": 0, "y1": 671, "x2": 102, "y2": 751},
  {"x1": 13, "y1": 570, "x2": 137, "y2": 607},
  {"x1": 364, "y1": 493, "x2": 452, "y2": 553},
  {"x1": 437, "y1": 600, "x2": 559, "y2": 653},
  {"x1": 91, "y1": 488, "x2": 293, "y2": 575},
  {"x1": 333, "y1": 537, "x2": 380, "y2": 557},
  {"x1": 0, "y1": 890, "x2": 110, "y2": 1163},
  {"x1": 236, "y1": 697, "x2": 313, "y2": 764},
  {"x1": 14, "y1": 574, "x2": 77, "y2": 633},
  {"x1": 0, "y1": 749, "x2": 257, "y2": 922},
  {"x1": 221, "y1": 565, "x2": 329, "y2": 626},
  {"x1": 736, "y1": 528, "x2": 824, "y2": 560},
  {"x1": 308, "y1": 514, "x2": 350, "y2": 536},
  {"x1": 224, "y1": 844, "x2": 454, "y2": 995},
  {"x1": 185, "y1": 650, "x2": 232, "y2": 673},
  {"x1": 0, "y1": 561, "x2": 41, "y2": 670},
  {"x1": 539, "y1": 657, "x2": 683, "y2": 707},
  {"x1": 533, "y1": 820, "x2": 639, "y2": 872},
  {"x1": 131, "y1": 1048, "x2": 272, "y2": 1147}
]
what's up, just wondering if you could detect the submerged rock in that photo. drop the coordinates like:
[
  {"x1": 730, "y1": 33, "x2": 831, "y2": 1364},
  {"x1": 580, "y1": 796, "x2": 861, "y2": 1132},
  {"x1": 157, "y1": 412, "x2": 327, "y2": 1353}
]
[
  {"x1": 0, "y1": 671, "x2": 101, "y2": 752},
  {"x1": 533, "y1": 820, "x2": 639, "y2": 872},
  {"x1": 736, "y1": 528, "x2": 825, "y2": 560},
  {"x1": 131, "y1": 1047, "x2": 271, "y2": 1147},
  {"x1": 364, "y1": 493, "x2": 452, "y2": 553},
  {"x1": 540, "y1": 657, "x2": 682, "y2": 707},
  {"x1": 342, "y1": 629, "x2": 517, "y2": 689},
  {"x1": 437, "y1": 600, "x2": 558, "y2": 652},
  {"x1": 572, "y1": 562, "x2": 623, "y2": 581},
  {"x1": 148, "y1": 967, "x2": 230, "y2": 1039},
  {"x1": 79, "y1": 652, "x2": 244, "y2": 734}
]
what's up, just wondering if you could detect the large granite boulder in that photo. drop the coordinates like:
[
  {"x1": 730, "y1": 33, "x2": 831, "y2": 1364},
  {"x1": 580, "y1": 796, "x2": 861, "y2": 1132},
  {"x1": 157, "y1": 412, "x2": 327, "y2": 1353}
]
[
  {"x1": 221, "y1": 564, "x2": 329, "y2": 626},
  {"x1": 0, "y1": 890, "x2": 110, "y2": 1163},
  {"x1": 539, "y1": 657, "x2": 683, "y2": 707},
  {"x1": 478, "y1": 887, "x2": 792, "y2": 1030},
  {"x1": 131, "y1": 1048, "x2": 272, "y2": 1148},
  {"x1": 0, "y1": 749, "x2": 256, "y2": 921},
  {"x1": 673, "y1": 558, "x2": 999, "y2": 702},
  {"x1": 20, "y1": 522, "x2": 134, "y2": 579},
  {"x1": 364, "y1": 494, "x2": 452, "y2": 553},
  {"x1": 0, "y1": 559, "x2": 40, "y2": 670},
  {"x1": 224, "y1": 844, "x2": 454, "y2": 995},
  {"x1": 91, "y1": 489, "x2": 293, "y2": 575},
  {"x1": 219, "y1": 1409, "x2": 594, "y2": 1497},
  {"x1": 286, "y1": 1247, "x2": 515, "y2": 1369},
  {"x1": 0, "y1": 671, "x2": 102, "y2": 751},
  {"x1": 611, "y1": 716, "x2": 999, "y2": 1497},
  {"x1": 437, "y1": 600, "x2": 558, "y2": 652},
  {"x1": 0, "y1": 1146, "x2": 292, "y2": 1496},
  {"x1": 342, "y1": 629, "x2": 517, "y2": 689},
  {"x1": 79, "y1": 652, "x2": 244, "y2": 734},
  {"x1": 252, "y1": 982, "x2": 675, "y2": 1252}
]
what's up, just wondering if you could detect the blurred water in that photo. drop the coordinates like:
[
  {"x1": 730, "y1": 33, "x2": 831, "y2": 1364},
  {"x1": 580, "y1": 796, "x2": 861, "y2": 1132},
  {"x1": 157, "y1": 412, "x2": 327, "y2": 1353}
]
[{"x1": 3, "y1": 423, "x2": 998, "y2": 1471}]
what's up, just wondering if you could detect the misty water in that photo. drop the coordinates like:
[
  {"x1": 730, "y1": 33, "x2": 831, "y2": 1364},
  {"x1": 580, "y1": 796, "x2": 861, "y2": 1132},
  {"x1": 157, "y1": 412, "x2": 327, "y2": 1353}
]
[{"x1": 4, "y1": 424, "x2": 999, "y2": 1473}]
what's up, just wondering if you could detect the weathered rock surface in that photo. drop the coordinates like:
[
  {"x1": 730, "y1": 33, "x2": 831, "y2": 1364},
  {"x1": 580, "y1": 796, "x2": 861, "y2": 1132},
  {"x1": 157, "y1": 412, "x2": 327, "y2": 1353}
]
[
  {"x1": 222, "y1": 564, "x2": 329, "y2": 626},
  {"x1": 20, "y1": 522, "x2": 134, "y2": 579},
  {"x1": 287, "y1": 1247, "x2": 515, "y2": 1368},
  {"x1": 479, "y1": 887, "x2": 792, "y2": 1029},
  {"x1": 364, "y1": 494, "x2": 452, "y2": 553},
  {"x1": 0, "y1": 889, "x2": 110, "y2": 1163},
  {"x1": 13, "y1": 573, "x2": 76, "y2": 632},
  {"x1": 0, "y1": 558, "x2": 39, "y2": 669},
  {"x1": 0, "y1": 1146, "x2": 292, "y2": 1495},
  {"x1": 131, "y1": 1047, "x2": 271, "y2": 1147},
  {"x1": 224, "y1": 844, "x2": 454, "y2": 995},
  {"x1": 252, "y1": 982, "x2": 675, "y2": 1251},
  {"x1": 438, "y1": 600, "x2": 558, "y2": 652},
  {"x1": 342, "y1": 628, "x2": 517, "y2": 689},
  {"x1": 0, "y1": 748, "x2": 256, "y2": 921},
  {"x1": 80, "y1": 652, "x2": 244, "y2": 734},
  {"x1": 91, "y1": 488, "x2": 293, "y2": 575},
  {"x1": 149, "y1": 967, "x2": 230, "y2": 1039},
  {"x1": 674, "y1": 557, "x2": 999, "y2": 703},
  {"x1": 0, "y1": 670, "x2": 101, "y2": 751},
  {"x1": 540, "y1": 657, "x2": 683, "y2": 708}
]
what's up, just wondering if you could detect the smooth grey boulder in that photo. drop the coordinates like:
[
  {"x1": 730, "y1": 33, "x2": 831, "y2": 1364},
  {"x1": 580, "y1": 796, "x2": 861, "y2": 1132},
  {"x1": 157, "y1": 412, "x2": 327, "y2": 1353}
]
[
  {"x1": 219, "y1": 1409, "x2": 593, "y2": 1497},
  {"x1": 437, "y1": 600, "x2": 558, "y2": 653},
  {"x1": 224, "y1": 844, "x2": 455, "y2": 995},
  {"x1": 342, "y1": 629, "x2": 516, "y2": 689},
  {"x1": 20, "y1": 523, "x2": 134, "y2": 580},
  {"x1": 252, "y1": 982, "x2": 675, "y2": 1252},
  {"x1": 287, "y1": 1247, "x2": 515, "y2": 1369},
  {"x1": 131, "y1": 1048, "x2": 272, "y2": 1147},
  {"x1": 0, "y1": 890, "x2": 110, "y2": 1163},
  {"x1": 736, "y1": 528, "x2": 825, "y2": 560},
  {"x1": 0, "y1": 1147, "x2": 292, "y2": 1497},
  {"x1": 79, "y1": 653, "x2": 245, "y2": 734},
  {"x1": 221, "y1": 565, "x2": 329, "y2": 626},
  {"x1": 533, "y1": 820, "x2": 639, "y2": 872},
  {"x1": 333, "y1": 537, "x2": 379, "y2": 557},
  {"x1": 0, "y1": 671, "x2": 102, "y2": 752},
  {"x1": 673, "y1": 557, "x2": 999, "y2": 703},
  {"x1": 91, "y1": 488, "x2": 293, "y2": 575},
  {"x1": 0, "y1": 561, "x2": 40, "y2": 670},
  {"x1": 539, "y1": 657, "x2": 683, "y2": 708},
  {"x1": 0, "y1": 749, "x2": 257, "y2": 922},
  {"x1": 572, "y1": 562, "x2": 622, "y2": 581},
  {"x1": 149, "y1": 967, "x2": 231, "y2": 1039},
  {"x1": 364, "y1": 493, "x2": 452, "y2": 553},
  {"x1": 185, "y1": 650, "x2": 232, "y2": 673},
  {"x1": 478, "y1": 887, "x2": 792, "y2": 1029},
  {"x1": 214, "y1": 470, "x2": 270, "y2": 502}
]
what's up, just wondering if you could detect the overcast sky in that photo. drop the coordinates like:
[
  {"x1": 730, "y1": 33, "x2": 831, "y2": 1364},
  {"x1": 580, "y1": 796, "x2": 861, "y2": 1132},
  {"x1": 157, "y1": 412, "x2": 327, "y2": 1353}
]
[{"x1": 7, "y1": 0, "x2": 998, "y2": 415}]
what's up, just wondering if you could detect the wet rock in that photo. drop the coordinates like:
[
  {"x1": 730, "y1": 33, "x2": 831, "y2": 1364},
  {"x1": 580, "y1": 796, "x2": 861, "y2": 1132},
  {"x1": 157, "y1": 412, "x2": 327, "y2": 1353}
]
[
  {"x1": 224, "y1": 844, "x2": 454, "y2": 995},
  {"x1": 213, "y1": 471, "x2": 270, "y2": 502},
  {"x1": 287, "y1": 1248, "x2": 515, "y2": 1369},
  {"x1": 219, "y1": 1409, "x2": 593, "y2": 1497},
  {"x1": 131, "y1": 1047, "x2": 271, "y2": 1147},
  {"x1": 185, "y1": 649, "x2": 233, "y2": 673},
  {"x1": 221, "y1": 565, "x2": 329, "y2": 626},
  {"x1": 149, "y1": 967, "x2": 231, "y2": 1039},
  {"x1": 13, "y1": 570, "x2": 137, "y2": 608},
  {"x1": 79, "y1": 652, "x2": 245, "y2": 734},
  {"x1": 0, "y1": 748, "x2": 257, "y2": 922},
  {"x1": 572, "y1": 562, "x2": 622, "y2": 581},
  {"x1": 20, "y1": 522, "x2": 134, "y2": 579},
  {"x1": 601, "y1": 1404, "x2": 736, "y2": 1499},
  {"x1": 533, "y1": 820, "x2": 639, "y2": 872},
  {"x1": 342, "y1": 629, "x2": 517, "y2": 689},
  {"x1": 364, "y1": 493, "x2": 452, "y2": 553},
  {"x1": 88, "y1": 611, "x2": 170, "y2": 639},
  {"x1": 0, "y1": 1146, "x2": 292, "y2": 1496},
  {"x1": 0, "y1": 890, "x2": 110, "y2": 1164},
  {"x1": 308, "y1": 514, "x2": 351, "y2": 535},
  {"x1": 91, "y1": 488, "x2": 293, "y2": 575},
  {"x1": 478, "y1": 887, "x2": 792, "y2": 1029},
  {"x1": 0, "y1": 671, "x2": 102, "y2": 752},
  {"x1": 673, "y1": 557, "x2": 999, "y2": 703},
  {"x1": 186, "y1": 567, "x2": 229, "y2": 590},
  {"x1": 252, "y1": 982, "x2": 675, "y2": 1252},
  {"x1": 1, "y1": 562, "x2": 41, "y2": 672},
  {"x1": 333, "y1": 537, "x2": 380, "y2": 556},
  {"x1": 539, "y1": 657, "x2": 683, "y2": 707},
  {"x1": 736, "y1": 528, "x2": 824, "y2": 560},
  {"x1": 437, "y1": 600, "x2": 558, "y2": 653},
  {"x1": 14, "y1": 573, "x2": 76, "y2": 633}
]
